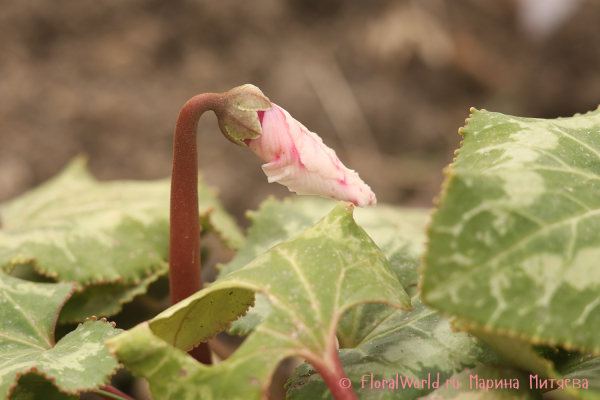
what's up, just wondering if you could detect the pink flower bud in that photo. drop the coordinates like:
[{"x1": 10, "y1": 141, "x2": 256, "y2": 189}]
[{"x1": 245, "y1": 103, "x2": 377, "y2": 207}]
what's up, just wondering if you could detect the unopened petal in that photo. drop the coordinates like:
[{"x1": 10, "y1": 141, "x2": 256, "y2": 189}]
[{"x1": 247, "y1": 104, "x2": 376, "y2": 207}]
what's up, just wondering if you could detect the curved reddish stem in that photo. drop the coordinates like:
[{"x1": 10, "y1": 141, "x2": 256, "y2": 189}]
[{"x1": 170, "y1": 93, "x2": 221, "y2": 364}]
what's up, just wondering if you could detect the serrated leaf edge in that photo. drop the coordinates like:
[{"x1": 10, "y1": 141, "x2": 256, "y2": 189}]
[
  {"x1": 453, "y1": 316, "x2": 600, "y2": 357},
  {"x1": 59, "y1": 266, "x2": 168, "y2": 324},
  {"x1": 5, "y1": 317, "x2": 121, "y2": 399},
  {"x1": 181, "y1": 294, "x2": 255, "y2": 352},
  {"x1": 420, "y1": 108, "x2": 600, "y2": 357}
]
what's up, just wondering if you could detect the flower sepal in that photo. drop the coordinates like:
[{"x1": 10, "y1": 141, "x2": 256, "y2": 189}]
[{"x1": 214, "y1": 84, "x2": 272, "y2": 147}]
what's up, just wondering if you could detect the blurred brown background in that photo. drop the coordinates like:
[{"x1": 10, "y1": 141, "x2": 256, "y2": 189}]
[
  {"x1": 2, "y1": 1, "x2": 599, "y2": 398},
  {"x1": 1, "y1": 0, "x2": 599, "y2": 223}
]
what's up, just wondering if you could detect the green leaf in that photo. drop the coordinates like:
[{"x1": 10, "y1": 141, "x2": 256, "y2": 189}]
[
  {"x1": 57, "y1": 265, "x2": 167, "y2": 324},
  {"x1": 0, "y1": 157, "x2": 242, "y2": 320},
  {"x1": 0, "y1": 157, "x2": 242, "y2": 285},
  {"x1": 449, "y1": 283, "x2": 600, "y2": 400},
  {"x1": 561, "y1": 356, "x2": 600, "y2": 399},
  {"x1": 347, "y1": 203, "x2": 428, "y2": 289},
  {"x1": 418, "y1": 365, "x2": 541, "y2": 400},
  {"x1": 422, "y1": 108, "x2": 600, "y2": 353},
  {"x1": 451, "y1": 321, "x2": 554, "y2": 379},
  {"x1": 148, "y1": 288, "x2": 255, "y2": 352},
  {"x1": 220, "y1": 196, "x2": 428, "y2": 335},
  {"x1": 108, "y1": 203, "x2": 411, "y2": 400},
  {"x1": 286, "y1": 296, "x2": 498, "y2": 400},
  {"x1": 9, "y1": 374, "x2": 79, "y2": 400},
  {"x1": 0, "y1": 272, "x2": 120, "y2": 398},
  {"x1": 455, "y1": 321, "x2": 600, "y2": 399}
]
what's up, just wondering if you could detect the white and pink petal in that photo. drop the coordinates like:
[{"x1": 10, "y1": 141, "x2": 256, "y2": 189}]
[{"x1": 247, "y1": 104, "x2": 376, "y2": 207}]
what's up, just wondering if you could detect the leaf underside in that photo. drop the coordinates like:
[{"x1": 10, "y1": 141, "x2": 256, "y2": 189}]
[{"x1": 108, "y1": 203, "x2": 411, "y2": 400}]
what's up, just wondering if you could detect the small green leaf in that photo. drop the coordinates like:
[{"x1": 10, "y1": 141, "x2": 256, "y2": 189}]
[
  {"x1": 221, "y1": 196, "x2": 427, "y2": 335},
  {"x1": 0, "y1": 272, "x2": 121, "y2": 398},
  {"x1": 108, "y1": 203, "x2": 411, "y2": 400},
  {"x1": 148, "y1": 288, "x2": 255, "y2": 352},
  {"x1": 287, "y1": 296, "x2": 498, "y2": 400},
  {"x1": 422, "y1": 108, "x2": 600, "y2": 353},
  {"x1": 0, "y1": 157, "x2": 242, "y2": 321},
  {"x1": 418, "y1": 365, "x2": 541, "y2": 400}
]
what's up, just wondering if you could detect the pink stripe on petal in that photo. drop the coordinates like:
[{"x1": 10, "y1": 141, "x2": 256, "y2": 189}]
[{"x1": 247, "y1": 103, "x2": 376, "y2": 207}]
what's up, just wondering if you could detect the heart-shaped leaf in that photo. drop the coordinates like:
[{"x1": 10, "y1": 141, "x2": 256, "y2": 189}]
[
  {"x1": 286, "y1": 296, "x2": 498, "y2": 400},
  {"x1": 220, "y1": 197, "x2": 428, "y2": 336},
  {"x1": 107, "y1": 202, "x2": 411, "y2": 399},
  {"x1": 0, "y1": 272, "x2": 121, "y2": 399},
  {"x1": 422, "y1": 108, "x2": 600, "y2": 353}
]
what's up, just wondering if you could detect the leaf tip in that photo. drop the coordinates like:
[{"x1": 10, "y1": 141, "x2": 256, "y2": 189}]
[{"x1": 343, "y1": 201, "x2": 355, "y2": 212}]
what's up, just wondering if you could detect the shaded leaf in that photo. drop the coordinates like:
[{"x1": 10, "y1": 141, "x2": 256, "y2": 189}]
[
  {"x1": 58, "y1": 265, "x2": 167, "y2": 324},
  {"x1": 422, "y1": 108, "x2": 600, "y2": 353},
  {"x1": 452, "y1": 321, "x2": 553, "y2": 379},
  {"x1": 419, "y1": 365, "x2": 541, "y2": 400},
  {"x1": 455, "y1": 321, "x2": 600, "y2": 400},
  {"x1": 220, "y1": 196, "x2": 427, "y2": 336},
  {"x1": 561, "y1": 357, "x2": 600, "y2": 399},
  {"x1": 0, "y1": 272, "x2": 120, "y2": 398},
  {"x1": 286, "y1": 296, "x2": 498, "y2": 400},
  {"x1": 9, "y1": 374, "x2": 79, "y2": 400},
  {"x1": 108, "y1": 203, "x2": 411, "y2": 400}
]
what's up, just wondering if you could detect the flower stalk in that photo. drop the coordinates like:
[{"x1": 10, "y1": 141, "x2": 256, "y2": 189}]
[
  {"x1": 170, "y1": 92, "x2": 218, "y2": 364},
  {"x1": 169, "y1": 86, "x2": 271, "y2": 364}
]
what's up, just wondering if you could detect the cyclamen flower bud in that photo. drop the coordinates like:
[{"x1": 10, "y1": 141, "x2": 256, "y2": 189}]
[
  {"x1": 215, "y1": 84, "x2": 376, "y2": 207},
  {"x1": 246, "y1": 103, "x2": 377, "y2": 207}
]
